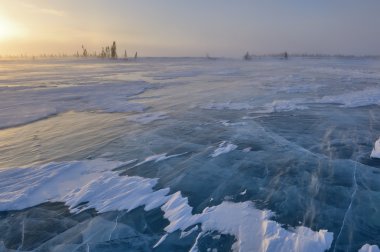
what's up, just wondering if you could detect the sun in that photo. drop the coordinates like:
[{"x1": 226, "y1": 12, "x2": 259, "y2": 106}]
[{"x1": 0, "y1": 16, "x2": 23, "y2": 41}]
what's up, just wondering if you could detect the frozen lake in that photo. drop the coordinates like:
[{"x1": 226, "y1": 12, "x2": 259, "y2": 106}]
[{"x1": 1, "y1": 57, "x2": 380, "y2": 252}]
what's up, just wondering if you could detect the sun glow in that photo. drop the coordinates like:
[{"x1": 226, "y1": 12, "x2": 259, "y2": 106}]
[{"x1": 0, "y1": 16, "x2": 24, "y2": 41}]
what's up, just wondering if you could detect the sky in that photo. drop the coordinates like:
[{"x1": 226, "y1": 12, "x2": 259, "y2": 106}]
[{"x1": 1, "y1": 0, "x2": 380, "y2": 57}]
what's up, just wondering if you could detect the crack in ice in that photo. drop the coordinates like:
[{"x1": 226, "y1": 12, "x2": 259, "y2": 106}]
[
  {"x1": 333, "y1": 159, "x2": 358, "y2": 252},
  {"x1": 108, "y1": 214, "x2": 119, "y2": 241},
  {"x1": 17, "y1": 218, "x2": 25, "y2": 252}
]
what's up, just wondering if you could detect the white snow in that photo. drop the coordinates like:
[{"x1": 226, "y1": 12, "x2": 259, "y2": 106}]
[
  {"x1": 220, "y1": 120, "x2": 247, "y2": 126},
  {"x1": 127, "y1": 112, "x2": 169, "y2": 124},
  {"x1": 3, "y1": 58, "x2": 380, "y2": 132},
  {"x1": 153, "y1": 234, "x2": 168, "y2": 248},
  {"x1": 0, "y1": 159, "x2": 169, "y2": 213},
  {"x1": 242, "y1": 147, "x2": 252, "y2": 152},
  {"x1": 202, "y1": 99, "x2": 308, "y2": 114},
  {"x1": 260, "y1": 99, "x2": 308, "y2": 113},
  {"x1": 126, "y1": 112, "x2": 169, "y2": 124},
  {"x1": 319, "y1": 88, "x2": 380, "y2": 108},
  {"x1": 370, "y1": 138, "x2": 380, "y2": 158},
  {"x1": 240, "y1": 189, "x2": 247, "y2": 195},
  {"x1": 160, "y1": 196, "x2": 333, "y2": 252},
  {"x1": 211, "y1": 141, "x2": 238, "y2": 157},
  {"x1": 0, "y1": 81, "x2": 150, "y2": 129},
  {"x1": 201, "y1": 88, "x2": 380, "y2": 115},
  {"x1": 147, "y1": 69, "x2": 202, "y2": 80},
  {"x1": 359, "y1": 244, "x2": 380, "y2": 252},
  {"x1": 201, "y1": 102, "x2": 256, "y2": 110},
  {"x1": 180, "y1": 225, "x2": 199, "y2": 238},
  {"x1": 195, "y1": 201, "x2": 333, "y2": 252},
  {"x1": 133, "y1": 152, "x2": 188, "y2": 167},
  {"x1": 0, "y1": 159, "x2": 334, "y2": 252}
]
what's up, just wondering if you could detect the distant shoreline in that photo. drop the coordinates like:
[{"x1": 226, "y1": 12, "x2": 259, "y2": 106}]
[{"x1": 1, "y1": 54, "x2": 380, "y2": 60}]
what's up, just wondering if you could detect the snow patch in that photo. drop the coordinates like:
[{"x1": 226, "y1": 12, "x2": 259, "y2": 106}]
[
  {"x1": 153, "y1": 234, "x2": 168, "y2": 248},
  {"x1": 319, "y1": 88, "x2": 380, "y2": 108},
  {"x1": 359, "y1": 244, "x2": 380, "y2": 252},
  {"x1": 127, "y1": 112, "x2": 168, "y2": 124},
  {"x1": 242, "y1": 147, "x2": 252, "y2": 153},
  {"x1": 240, "y1": 189, "x2": 247, "y2": 195},
  {"x1": 195, "y1": 201, "x2": 333, "y2": 252},
  {"x1": 180, "y1": 225, "x2": 199, "y2": 238},
  {"x1": 133, "y1": 152, "x2": 188, "y2": 167},
  {"x1": 259, "y1": 99, "x2": 308, "y2": 113},
  {"x1": 0, "y1": 159, "x2": 169, "y2": 213},
  {"x1": 0, "y1": 81, "x2": 150, "y2": 129},
  {"x1": 220, "y1": 120, "x2": 247, "y2": 126},
  {"x1": 370, "y1": 138, "x2": 380, "y2": 159},
  {"x1": 211, "y1": 141, "x2": 238, "y2": 157},
  {"x1": 201, "y1": 102, "x2": 256, "y2": 110}
]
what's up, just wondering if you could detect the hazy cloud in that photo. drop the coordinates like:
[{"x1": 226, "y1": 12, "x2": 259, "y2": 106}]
[{"x1": 20, "y1": 2, "x2": 65, "y2": 17}]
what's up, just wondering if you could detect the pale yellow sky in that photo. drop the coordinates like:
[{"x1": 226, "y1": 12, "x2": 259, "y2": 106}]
[
  {"x1": 1, "y1": 1, "x2": 152, "y2": 55},
  {"x1": 1, "y1": 0, "x2": 380, "y2": 56}
]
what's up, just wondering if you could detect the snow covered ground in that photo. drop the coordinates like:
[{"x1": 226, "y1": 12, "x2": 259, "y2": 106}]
[{"x1": 1, "y1": 57, "x2": 380, "y2": 251}]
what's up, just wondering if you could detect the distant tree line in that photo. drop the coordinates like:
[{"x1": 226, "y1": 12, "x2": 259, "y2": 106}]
[
  {"x1": 79, "y1": 41, "x2": 138, "y2": 60},
  {"x1": 242, "y1": 51, "x2": 288, "y2": 60},
  {"x1": 2, "y1": 50, "x2": 378, "y2": 60}
]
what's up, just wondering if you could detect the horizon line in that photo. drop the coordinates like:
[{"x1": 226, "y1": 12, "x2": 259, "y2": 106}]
[{"x1": 2, "y1": 53, "x2": 380, "y2": 59}]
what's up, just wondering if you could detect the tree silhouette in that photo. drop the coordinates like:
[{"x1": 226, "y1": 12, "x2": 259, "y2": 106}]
[
  {"x1": 111, "y1": 41, "x2": 117, "y2": 59},
  {"x1": 100, "y1": 47, "x2": 106, "y2": 58},
  {"x1": 82, "y1": 45, "x2": 88, "y2": 57},
  {"x1": 244, "y1": 52, "x2": 252, "y2": 60}
]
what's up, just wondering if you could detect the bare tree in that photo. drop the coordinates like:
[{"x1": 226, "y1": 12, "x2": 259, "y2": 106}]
[
  {"x1": 111, "y1": 41, "x2": 117, "y2": 59},
  {"x1": 82, "y1": 45, "x2": 88, "y2": 57},
  {"x1": 100, "y1": 47, "x2": 106, "y2": 58},
  {"x1": 243, "y1": 52, "x2": 252, "y2": 60}
]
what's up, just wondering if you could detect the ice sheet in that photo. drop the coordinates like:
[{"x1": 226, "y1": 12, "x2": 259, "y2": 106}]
[
  {"x1": 0, "y1": 159, "x2": 334, "y2": 252},
  {"x1": 126, "y1": 112, "x2": 169, "y2": 124},
  {"x1": 320, "y1": 88, "x2": 380, "y2": 108},
  {"x1": 1, "y1": 57, "x2": 380, "y2": 251},
  {"x1": 0, "y1": 81, "x2": 150, "y2": 129}
]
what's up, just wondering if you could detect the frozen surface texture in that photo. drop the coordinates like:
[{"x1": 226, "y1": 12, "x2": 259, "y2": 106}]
[
  {"x1": 0, "y1": 159, "x2": 333, "y2": 252},
  {"x1": 1, "y1": 57, "x2": 380, "y2": 251}
]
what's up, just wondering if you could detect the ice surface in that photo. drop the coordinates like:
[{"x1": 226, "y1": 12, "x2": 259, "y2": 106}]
[
  {"x1": 319, "y1": 88, "x2": 380, "y2": 108},
  {"x1": 201, "y1": 102, "x2": 256, "y2": 110},
  {"x1": 133, "y1": 152, "x2": 188, "y2": 167},
  {"x1": 1, "y1": 57, "x2": 380, "y2": 251},
  {"x1": 0, "y1": 58, "x2": 155, "y2": 129},
  {"x1": 126, "y1": 112, "x2": 168, "y2": 124},
  {"x1": 0, "y1": 81, "x2": 150, "y2": 129},
  {"x1": 220, "y1": 120, "x2": 247, "y2": 127},
  {"x1": 260, "y1": 99, "x2": 309, "y2": 113},
  {"x1": 0, "y1": 159, "x2": 333, "y2": 252},
  {"x1": 0, "y1": 159, "x2": 152, "y2": 212}
]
